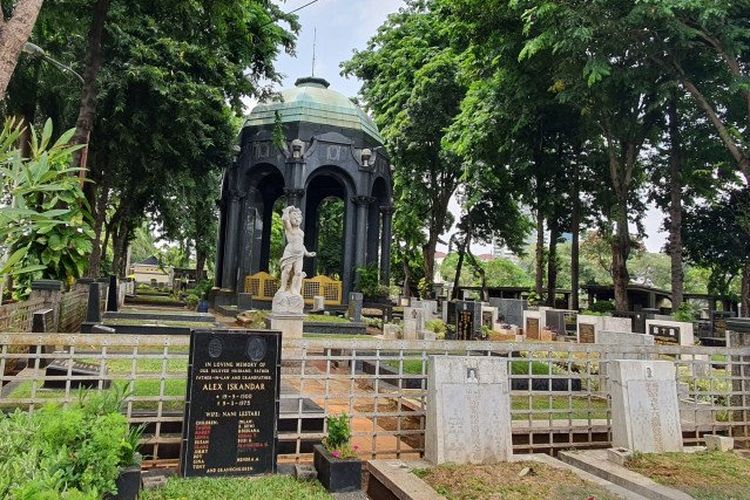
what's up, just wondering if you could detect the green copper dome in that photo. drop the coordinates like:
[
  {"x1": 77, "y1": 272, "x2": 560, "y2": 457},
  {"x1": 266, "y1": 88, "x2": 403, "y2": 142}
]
[{"x1": 244, "y1": 77, "x2": 383, "y2": 144}]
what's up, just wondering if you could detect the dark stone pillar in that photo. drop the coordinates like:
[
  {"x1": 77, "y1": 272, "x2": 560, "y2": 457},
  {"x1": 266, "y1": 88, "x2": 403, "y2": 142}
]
[
  {"x1": 106, "y1": 275, "x2": 118, "y2": 312},
  {"x1": 352, "y1": 196, "x2": 374, "y2": 274},
  {"x1": 259, "y1": 196, "x2": 274, "y2": 273},
  {"x1": 214, "y1": 196, "x2": 226, "y2": 287},
  {"x1": 380, "y1": 205, "x2": 393, "y2": 285},
  {"x1": 342, "y1": 197, "x2": 357, "y2": 300},
  {"x1": 285, "y1": 187, "x2": 305, "y2": 209},
  {"x1": 86, "y1": 282, "x2": 101, "y2": 323},
  {"x1": 239, "y1": 191, "x2": 260, "y2": 288},
  {"x1": 303, "y1": 197, "x2": 319, "y2": 277},
  {"x1": 221, "y1": 193, "x2": 242, "y2": 290},
  {"x1": 366, "y1": 202, "x2": 380, "y2": 266}
]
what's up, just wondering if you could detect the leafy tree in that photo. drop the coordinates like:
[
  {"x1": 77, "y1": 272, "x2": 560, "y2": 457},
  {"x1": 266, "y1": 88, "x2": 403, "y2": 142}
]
[
  {"x1": 0, "y1": 119, "x2": 93, "y2": 298},
  {"x1": 683, "y1": 189, "x2": 750, "y2": 310},
  {"x1": 342, "y1": 0, "x2": 465, "y2": 289},
  {"x1": 315, "y1": 197, "x2": 344, "y2": 278}
]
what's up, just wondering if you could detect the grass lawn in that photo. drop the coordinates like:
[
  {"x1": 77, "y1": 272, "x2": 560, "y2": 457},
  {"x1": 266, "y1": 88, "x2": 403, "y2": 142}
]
[
  {"x1": 626, "y1": 451, "x2": 750, "y2": 500},
  {"x1": 414, "y1": 462, "x2": 620, "y2": 500},
  {"x1": 102, "y1": 318, "x2": 214, "y2": 328},
  {"x1": 141, "y1": 476, "x2": 331, "y2": 500},
  {"x1": 303, "y1": 333, "x2": 375, "y2": 340},
  {"x1": 304, "y1": 314, "x2": 350, "y2": 323},
  {"x1": 510, "y1": 395, "x2": 609, "y2": 420}
]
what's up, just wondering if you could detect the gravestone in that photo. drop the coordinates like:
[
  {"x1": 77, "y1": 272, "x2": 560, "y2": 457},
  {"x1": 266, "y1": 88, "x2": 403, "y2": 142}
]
[
  {"x1": 312, "y1": 295, "x2": 325, "y2": 312},
  {"x1": 181, "y1": 329, "x2": 282, "y2": 477},
  {"x1": 348, "y1": 292, "x2": 363, "y2": 322},
  {"x1": 455, "y1": 301, "x2": 482, "y2": 340},
  {"x1": 403, "y1": 307, "x2": 424, "y2": 340},
  {"x1": 578, "y1": 322, "x2": 596, "y2": 344},
  {"x1": 422, "y1": 300, "x2": 438, "y2": 321},
  {"x1": 577, "y1": 315, "x2": 632, "y2": 343},
  {"x1": 44, "y1": 359, "x2": 110, "y2": 390},
  {"x1": 545, "y1": 310, "x2": 566, "y2": 336},
  {"x1": 523, "y1": 310, "x2": 541, "y2": 340},
  {"x1": 106, "y1": 275, "x2": 118, "y2": 312},
  {"x1": 425, "y1": 356, "x2": 512, "y2": 464},
  {"x1": 383, "y1": 323, "x2": 400, "y2": 340},
  {"x1": 489, "y1": 298, "x2": 527, "y2": 328},
  {"x1": 609, "y1": 359, "x2": 683, "y2": 453},
  {"x1": 711, "y1": 311, "x2": 736, "y2": 338},
  {"x1": 646, "y1": 320, "x2": 694, "y2": 346},
  {"x1": 85, "y1": 282, "x2": 101, "y2": 323}
]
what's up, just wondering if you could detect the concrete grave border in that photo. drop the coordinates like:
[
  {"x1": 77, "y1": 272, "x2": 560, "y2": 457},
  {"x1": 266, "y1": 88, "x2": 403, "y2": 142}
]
[
  {"x1": 367, "y1": 455, "x2": 644, "y2": 500},
  {"x1": 559, "y1": 448, "x2": 710, "y2": 500}
]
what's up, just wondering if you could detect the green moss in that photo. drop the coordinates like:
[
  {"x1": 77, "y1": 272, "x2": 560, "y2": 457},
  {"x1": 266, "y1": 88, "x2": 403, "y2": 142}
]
[{"x1": 141, "y1": 476, "x2": 331, "y2": 500}]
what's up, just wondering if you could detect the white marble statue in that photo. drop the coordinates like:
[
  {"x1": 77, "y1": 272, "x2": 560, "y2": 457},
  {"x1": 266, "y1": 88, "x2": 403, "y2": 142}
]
[{"x1": 272, "y1": 206, "x2": 315, "y2": 314}]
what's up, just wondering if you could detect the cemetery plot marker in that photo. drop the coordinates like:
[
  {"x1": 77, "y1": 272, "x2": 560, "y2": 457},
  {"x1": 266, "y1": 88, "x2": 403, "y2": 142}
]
[
  {"x1": 425, "y1": 356, "x2": 512, "y2": 464},
  {"x1": 181, "y1": 329, "x2": 281, "y2": 477},
  {"x1": 609, "y1": 359, "x2": 683, "y2": 453}
]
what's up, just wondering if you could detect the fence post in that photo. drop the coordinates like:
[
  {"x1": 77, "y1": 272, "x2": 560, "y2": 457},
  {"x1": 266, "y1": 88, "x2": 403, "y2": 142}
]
[
  {"x1": 29, "y1": 280, "x2": 63, "y2": 332},
  {"x1": 727, "y1": 319, "x2": 750, "y2": 448}
]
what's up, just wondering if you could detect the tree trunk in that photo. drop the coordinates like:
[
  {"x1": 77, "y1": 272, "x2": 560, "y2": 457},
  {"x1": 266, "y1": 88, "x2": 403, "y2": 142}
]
[
  {"x1": 535, "y1": 209, "x2": 545, "y2": 299},
  {"x1": 401, "y1": 245, "x2": 412, "y2": 297},
  {"x1": 196, "y1": 248, "x2": 206, "y2": 283},
  {"x1": 451, "y1": 234, "x2": 470, "y2": 300},
  {"x1": 668, "y1": 98, "x2": 684, "y2": 309},
  {"x1": 86, "y1": 180, "x2": 109, "y2": 277},
  {"x1": 570, "y1": 158, "x2": 581, "y2": 310},
  {"x1": 612, "y1": 203, "x2": 630, "y2": 311},
  {"x1": 546, "y1": 219, "x2": 559, "y2": 307},
  {"x1": 71, "y1": 0, "x2": 110, "y2": 172},
  {"x1": 742, "y1": 262, "x2": 750, "y2": 318},
  {"x1": 0, "y1": 0, "x2": 44, "y2": 97}
]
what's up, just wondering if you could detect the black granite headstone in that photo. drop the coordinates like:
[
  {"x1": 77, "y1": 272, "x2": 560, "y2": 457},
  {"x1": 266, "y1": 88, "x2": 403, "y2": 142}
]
[
  {"x1": 181, "y1": 329, "x2": 282, "y2": 477},
  {"x1": 86, "y1": 282, "x2": 101, "y2": 323},
  {"x1": 455, "y1": 301, "x2": 482, "y2": 340},
  {"x1": 545, "y1": 310, "x2": 566, "y2": 335},
  {"x1": 648, "y1": 323, "x2": 681, "y2": 345},
  {"x1": 106, "y1": 275, "x2": 119, "y2": 312}
]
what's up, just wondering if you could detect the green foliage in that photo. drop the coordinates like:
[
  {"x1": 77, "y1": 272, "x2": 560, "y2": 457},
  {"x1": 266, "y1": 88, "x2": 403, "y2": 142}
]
[
  {"x1": 315, "y1": 198, "x2": 344, "y2": 278},
  {"x1": 323, "y1": 414, "x2": 357, "y2": 459},
  {"x1": 441, "y1": 253, "x2": 533, "y2": 288},
  {"x1": 0, "y1": 118, "x2": 93, "y2": 298},
  {"x1": 0, "y1": 386, "x2": 134, "y2": 498},
  {"x1": 185, "y1": 294, "x2": 200, "y2": 310},
  {"x1": 672, "y1": 302, "x2": 698, "y2": 323},
  {"x1": 589, "y1": 300, "x2": 615, "y2": 314},
  {"x1": 425, "y1": 319, "x2": 447, "y2": 338},
  {"x1": 355, "y1": 265, "x2": 387, "y2": 300}
]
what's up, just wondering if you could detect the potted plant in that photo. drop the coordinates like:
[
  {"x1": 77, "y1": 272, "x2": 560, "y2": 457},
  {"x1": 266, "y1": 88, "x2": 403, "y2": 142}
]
[
  {"x1": 314, "y1": 414, "x2": 362, "y2": 492},
  {"x1": 112, "y1": 425, "x2": 145, "y2": 500}
]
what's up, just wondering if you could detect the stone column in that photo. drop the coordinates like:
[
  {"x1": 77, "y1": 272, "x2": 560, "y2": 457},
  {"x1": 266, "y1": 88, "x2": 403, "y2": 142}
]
[
  {"x1": 342, "y1": 197, "x2": 357, "y2": 300},
  {"x1": 29, "y1": 280, "x2": 63, "y2": 332},
  {"x1": 352, "y1": 195, "x2": 374, "y2": 273},
  {"x1": 380, "y1": 205, "x2": 393, "y2": 285},
  {"x1": 221, "y1": 192, "x2": 243, "y2": 290},
  {"x1": 284, "y1": 187, "x2": 305, "y2": 209}
]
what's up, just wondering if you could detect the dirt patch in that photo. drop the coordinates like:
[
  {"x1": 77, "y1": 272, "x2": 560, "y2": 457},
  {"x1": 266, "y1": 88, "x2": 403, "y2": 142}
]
[
  {"x1": 626, "y1": 451, "x2": 750, "y2": 500},
  {"x1": 415, "y1": 461, "x2": 619, "y2": 500}
]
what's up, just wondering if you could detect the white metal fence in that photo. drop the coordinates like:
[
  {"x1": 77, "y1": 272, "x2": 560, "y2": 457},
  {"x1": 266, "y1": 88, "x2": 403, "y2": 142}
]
[{"x1": 0, "y1": 333, "x2": 747, "y2": 466}]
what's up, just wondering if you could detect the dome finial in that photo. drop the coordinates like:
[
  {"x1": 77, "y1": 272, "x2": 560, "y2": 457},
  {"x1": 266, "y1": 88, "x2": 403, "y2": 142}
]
[{"x1": 295, "y1": 76, "x2": 330, "y2": 88}]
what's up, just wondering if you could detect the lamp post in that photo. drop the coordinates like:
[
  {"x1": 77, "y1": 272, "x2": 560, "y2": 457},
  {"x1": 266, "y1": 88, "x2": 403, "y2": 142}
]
[{"x1": 22, "y1": 42, "x2": 84, "y2": 83}]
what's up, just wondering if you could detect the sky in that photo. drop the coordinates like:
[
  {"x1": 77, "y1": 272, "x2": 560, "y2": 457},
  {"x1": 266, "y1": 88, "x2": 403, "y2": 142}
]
[{"x1": 264, "y1": 0, "x2": 668, "y2": 254}]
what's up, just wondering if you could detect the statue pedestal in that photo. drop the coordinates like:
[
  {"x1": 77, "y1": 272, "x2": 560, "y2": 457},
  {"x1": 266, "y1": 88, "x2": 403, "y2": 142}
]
[{"x1": 268, "y1": 313, "x2": 305, "y2": 343}]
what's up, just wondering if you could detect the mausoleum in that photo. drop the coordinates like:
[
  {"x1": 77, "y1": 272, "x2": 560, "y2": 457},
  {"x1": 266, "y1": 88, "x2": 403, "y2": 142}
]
[{"x1": 214, "y1": 77, "x2": 393, "y2": 305}]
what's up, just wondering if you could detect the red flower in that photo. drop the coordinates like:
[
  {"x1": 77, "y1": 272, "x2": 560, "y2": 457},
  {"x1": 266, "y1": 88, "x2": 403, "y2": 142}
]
[{"x1": 331, "y1": 450, "x2": 341, "y2": 458}]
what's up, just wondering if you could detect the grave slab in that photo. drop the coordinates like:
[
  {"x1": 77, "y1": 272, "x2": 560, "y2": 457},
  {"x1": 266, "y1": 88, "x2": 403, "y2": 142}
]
[
  {"x1": 425, "y1": 356, "x2": 512, "y2": 464},
  {"x1": 609, "y1": 359, "x2": 683, "y2": 453}
]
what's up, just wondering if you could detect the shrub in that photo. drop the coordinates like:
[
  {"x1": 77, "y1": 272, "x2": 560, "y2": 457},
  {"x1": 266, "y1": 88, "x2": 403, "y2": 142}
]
[
  {"x1": 355, "y1": 265, "x2": 388, "y2": 300},
  {"x1": 425, "y1": 319, "x2": 447, "y2": 339},
  {"x1": 186, "y1": 293, "x2": 200, "y2": 310},
  {"x1": 0, "y1": 386, "x2": 135, "y2": 499},
  {"x1": 323, "y1": 414, "x2": 357, "y2": 459},
  {"x1": 589, "y1": 300, "x2": 615, "y2": 314},
  {"x1": 672, "y1": 302, "x2": 698, "y2": 322}
]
